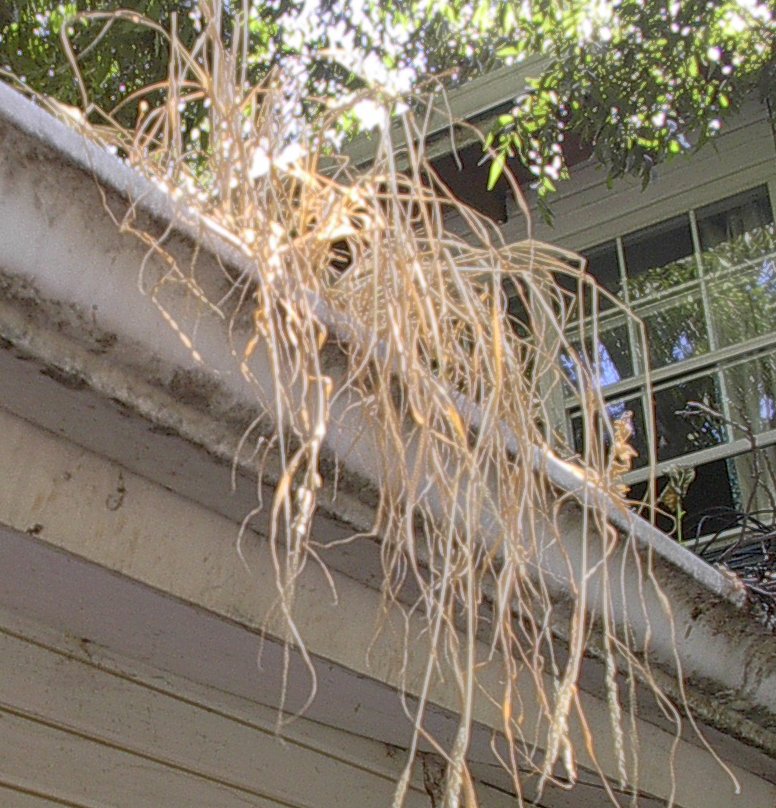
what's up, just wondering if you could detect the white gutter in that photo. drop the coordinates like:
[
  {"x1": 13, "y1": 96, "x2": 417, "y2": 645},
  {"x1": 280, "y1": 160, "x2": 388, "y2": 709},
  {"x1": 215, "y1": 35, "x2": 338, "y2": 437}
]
[
  {"x1": 0, "y1": 83, "x2": 735, "y2": 597},
  {"x1": 1, "y1": 82, "x2": 776, "y2": 765}
]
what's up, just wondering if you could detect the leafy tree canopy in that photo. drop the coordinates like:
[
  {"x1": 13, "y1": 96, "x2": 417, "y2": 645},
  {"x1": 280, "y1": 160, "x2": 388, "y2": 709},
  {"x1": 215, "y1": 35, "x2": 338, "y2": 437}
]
[
  {"x1": 0, "y1": 2, "x2": 490, "y2": 127},
  {"x1": 1, "y1": 1, "x2": 774, "y2": 198},
  {"x1": 461, "y1": 0, "x2": 776, "y2": 197}
]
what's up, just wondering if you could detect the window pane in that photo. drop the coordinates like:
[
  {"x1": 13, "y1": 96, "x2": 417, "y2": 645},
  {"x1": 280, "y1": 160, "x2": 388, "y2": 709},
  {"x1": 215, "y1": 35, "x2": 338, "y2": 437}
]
[
  {"x1": 729, "y1": 444, "x2": 776, "y2": 517},
  {"x1": 631, "y1": 458, "x2": 737, "y2": 538},
  {"x1": 707, "y1": 261, "x2": 776, "y2": 347},
  {"x1": 642, "y1": 296, "x2": 709, "y2": 368},
  {"x1": 623, "y1": 214, "x2": 696, "y2": 300},
  {"x1": 563, "y1": 321, "x2": 634, "y2": 389},
  {"x1": 506, "y1": 281, "x2": 531, "y2": 339},
  {"x1": 653, "y1": 374, "x2": 727, "y2": 461},
  {"x1": 696, "y1": 185, "x2": 774, "y2": 253},
  {"x1": 724, "y1": 352, "x2": 776, "y2": 434},
  {"x1": 570, "y1": 396, "x2": 647, "y2": 468},
  {"x1": 583, "y1": 241, "x2": 621, "y2": 306}
]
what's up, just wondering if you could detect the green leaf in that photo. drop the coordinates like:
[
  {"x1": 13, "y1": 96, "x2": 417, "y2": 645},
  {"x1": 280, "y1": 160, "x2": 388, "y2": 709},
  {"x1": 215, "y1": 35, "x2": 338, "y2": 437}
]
[{"x1": 487, "y1": 151, "x2": 507, "y2": 190}]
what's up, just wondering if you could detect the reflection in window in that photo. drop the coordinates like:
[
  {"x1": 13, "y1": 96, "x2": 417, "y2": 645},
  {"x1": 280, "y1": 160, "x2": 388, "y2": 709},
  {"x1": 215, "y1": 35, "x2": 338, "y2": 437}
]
[
  {"x1": 562, "y1": 343, "x2": 623, "y2": 388},
  {"x1": 598, "y1": 343, "x2": 624, "y2": 387},
  {"x1": 708, "y1": 265, "x2": 776, "y2": 348},
  {"x1": 563, "y1": 323, "x2": 633, "y2": 388},
  {"x1": 671, "y1": 332, "x2": 695, "y2": 362},
  {"x1": 761, "y1": 394, "x2": 776, "y2": 424},
  {"x1": 696, "y1": 185, "x2": 773, "y2": 252},
  {"x1": 725, "y1": 352, "x2": 776, "y2": 434},
  {"x1": 758, "y1": 258, "x2": 776, "y2": 289},
  {"x1": 697, "y1": 187, "x2": 775, "y2": 286},
  {"x1": 643, "y1": 298, "x2": 709, "y2": 368},
  {"x1": 653, "y1": 375, "x2": 726, "y2": 461},
  {"x1": 623, "y1": 214, "x2": 696, "y2": 299}
]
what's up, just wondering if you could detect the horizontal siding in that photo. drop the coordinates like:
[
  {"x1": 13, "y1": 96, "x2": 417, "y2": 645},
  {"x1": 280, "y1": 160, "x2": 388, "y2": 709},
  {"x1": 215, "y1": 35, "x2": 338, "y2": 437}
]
[
  {"x1": 443, "y1": 101, "x2": 776, "y2": 251},
  {"x1": 0, "y1": 708, "x2": 273, "y2": 808},
  {"x1": 0, "y1": 783, "x2": 84, "y2": 808},
  {"x1": 536, "y1": 106, "x2": 776, "y2": 249},
  {"x1": 529, "y1": 102, "x2": 776, "y2": 249},
  {"x1": 0, "y1": 616, "x2": 440, "y2": 808}
]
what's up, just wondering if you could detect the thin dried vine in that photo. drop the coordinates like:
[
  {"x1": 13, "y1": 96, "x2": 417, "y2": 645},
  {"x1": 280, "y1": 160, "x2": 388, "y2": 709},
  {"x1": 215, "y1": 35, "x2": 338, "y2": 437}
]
[{"x1": 9, "y1": 3, "x2": 730, "y2": 805}]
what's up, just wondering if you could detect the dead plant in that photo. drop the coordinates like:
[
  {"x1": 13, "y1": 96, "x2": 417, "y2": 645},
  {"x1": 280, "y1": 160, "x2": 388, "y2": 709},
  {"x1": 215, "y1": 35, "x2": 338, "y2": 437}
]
[{"x1": 11, "y1": 3, "x2": 730, "y2": 804}]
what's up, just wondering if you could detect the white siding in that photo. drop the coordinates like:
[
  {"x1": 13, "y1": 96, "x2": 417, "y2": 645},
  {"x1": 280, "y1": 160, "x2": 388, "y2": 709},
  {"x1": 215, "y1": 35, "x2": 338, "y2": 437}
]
[
  {"x1": 443, "y1": 101, "x2": 776, "y2": 250},
  {"x1": 0, "y1": 611, "x2": 441, "y2": 808},
  {"x1": 526, "y1": 101, "x2": 776, "y2": 250}
]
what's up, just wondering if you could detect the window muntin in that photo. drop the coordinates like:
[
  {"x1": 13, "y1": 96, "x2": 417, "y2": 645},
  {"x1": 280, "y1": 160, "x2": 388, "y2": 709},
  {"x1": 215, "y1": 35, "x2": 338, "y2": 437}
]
[{"x1": 570, "y1": 184, "x2": 776, "y2": 533}]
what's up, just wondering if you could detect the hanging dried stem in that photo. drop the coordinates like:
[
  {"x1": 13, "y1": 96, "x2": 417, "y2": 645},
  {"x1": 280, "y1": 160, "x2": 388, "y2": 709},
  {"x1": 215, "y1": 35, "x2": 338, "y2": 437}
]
[{"x1": 20, "y1": 3, "x2": 720, "y2": 804}]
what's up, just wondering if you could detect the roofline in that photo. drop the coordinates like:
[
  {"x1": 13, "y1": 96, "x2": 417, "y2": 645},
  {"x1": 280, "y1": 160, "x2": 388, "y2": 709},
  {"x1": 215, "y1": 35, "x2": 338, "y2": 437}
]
[
  {"x1": 3, "y1": 82, "x2": 776, "y2": 771},
  {"x1": 343, "y1": 57, "x2": 549, "y2": 168},
  {"x1": 0, "y1": 82, "x2": 740, "y2": 604}
]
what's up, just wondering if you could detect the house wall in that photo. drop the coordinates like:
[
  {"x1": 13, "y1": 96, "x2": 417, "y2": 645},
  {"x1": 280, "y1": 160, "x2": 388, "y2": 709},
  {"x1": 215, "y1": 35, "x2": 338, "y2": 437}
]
[
  {"x1": 0, "y1": 402, "x2": 774, "y2": 807},
  {"x1": 510, "y1": 100, "x2": 776, "y2": 249},
  {"x1": 441, "y1": 99, "x2": 775, "y2": 247},
  {"x1": 446, "y1": 100, "x2": 776, "y2": 509},
  {"x1": 0, "y1": 603, "x2": 444, "y2": 808},
  {"x1": 0, "y1": 610, "x2": 421, "y2": 808}
]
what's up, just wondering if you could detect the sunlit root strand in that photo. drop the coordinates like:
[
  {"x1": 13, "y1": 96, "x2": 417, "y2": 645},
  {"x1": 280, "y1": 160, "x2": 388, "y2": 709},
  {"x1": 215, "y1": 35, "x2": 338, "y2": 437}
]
[{"x1": 29, "y1": 4, "x2": 704, "y2": 805}]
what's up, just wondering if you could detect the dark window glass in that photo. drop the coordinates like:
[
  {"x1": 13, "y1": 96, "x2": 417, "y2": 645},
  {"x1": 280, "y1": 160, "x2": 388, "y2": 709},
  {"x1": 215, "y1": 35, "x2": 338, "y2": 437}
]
[
  {"x1": 506, "y1": 273, "x2": 582, "y2": 338},
  {"x1": 623, "y1": 214, "x2": 696, "y2": 299},
  {"x1": 653, "y1": 374, "x2": 727, "y2": 461},
  {"x1": 696, "y1": 185, "x2": 774, "y2": 252},
  {"x1": 642, "y1": 297, "x2": 709, "y2": 368},
  {"x1": 506, "y1": 280, "x2": 531, "y2": 339},
  {"x1": 631, "y1": 458, "x2": 737, "y2": 538},
  {"x1": 570, "y1": 396, "x2": 647, "y2": 468},
  {"x1": 583, "y1": 241, "x2": 621, "y2": 306}
]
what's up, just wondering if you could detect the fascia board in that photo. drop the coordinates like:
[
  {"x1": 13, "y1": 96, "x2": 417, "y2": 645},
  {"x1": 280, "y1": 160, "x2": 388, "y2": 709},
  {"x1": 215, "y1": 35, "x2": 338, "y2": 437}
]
[{"x1": 343, "y1": 56, "x2": 549, "y2": 169}]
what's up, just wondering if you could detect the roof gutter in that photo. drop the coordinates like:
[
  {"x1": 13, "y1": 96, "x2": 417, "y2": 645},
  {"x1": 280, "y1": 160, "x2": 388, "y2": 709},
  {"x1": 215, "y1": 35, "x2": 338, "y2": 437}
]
[{"x1": 2, "y1": 82, "x2": 776, "y2": 763}]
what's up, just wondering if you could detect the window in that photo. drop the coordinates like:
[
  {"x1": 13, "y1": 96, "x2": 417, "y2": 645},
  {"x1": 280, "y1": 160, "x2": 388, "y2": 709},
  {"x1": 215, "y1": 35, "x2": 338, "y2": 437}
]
[{"x1": 568, "y1": 185, "x2": 776, "y2": 537}]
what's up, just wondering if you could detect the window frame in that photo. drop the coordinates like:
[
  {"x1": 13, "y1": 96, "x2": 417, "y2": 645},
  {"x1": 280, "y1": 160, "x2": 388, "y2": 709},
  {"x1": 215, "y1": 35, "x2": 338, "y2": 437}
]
[{"x1": 565, "y1": 184, "x2": 776, "y2": 498}]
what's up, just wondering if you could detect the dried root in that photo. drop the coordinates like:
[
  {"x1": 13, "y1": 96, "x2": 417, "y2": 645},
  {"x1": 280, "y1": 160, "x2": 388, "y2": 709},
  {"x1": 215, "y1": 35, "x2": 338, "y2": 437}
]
[{"x1": 18, "y1": 4, "x2": 715, "y2": 805}]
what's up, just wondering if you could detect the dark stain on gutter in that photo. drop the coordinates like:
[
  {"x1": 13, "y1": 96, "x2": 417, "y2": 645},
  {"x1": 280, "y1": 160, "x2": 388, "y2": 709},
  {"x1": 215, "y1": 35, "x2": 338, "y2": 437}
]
[{"x1": 40, "y1": 365, "x2": 87, "y2": 391}]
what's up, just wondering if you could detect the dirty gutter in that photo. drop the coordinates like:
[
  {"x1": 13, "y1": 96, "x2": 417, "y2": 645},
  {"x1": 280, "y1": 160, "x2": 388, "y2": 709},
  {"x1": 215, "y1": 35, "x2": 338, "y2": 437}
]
[{"x1": 2, "y1": 81, "x2": 776, "y2": 766}]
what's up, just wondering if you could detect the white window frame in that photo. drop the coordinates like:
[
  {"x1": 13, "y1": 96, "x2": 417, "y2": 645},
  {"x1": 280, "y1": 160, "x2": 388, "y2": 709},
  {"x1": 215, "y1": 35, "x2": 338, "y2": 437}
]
[{"x1": 565, "y1": 183, "x2": 776, "y2": 516}]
